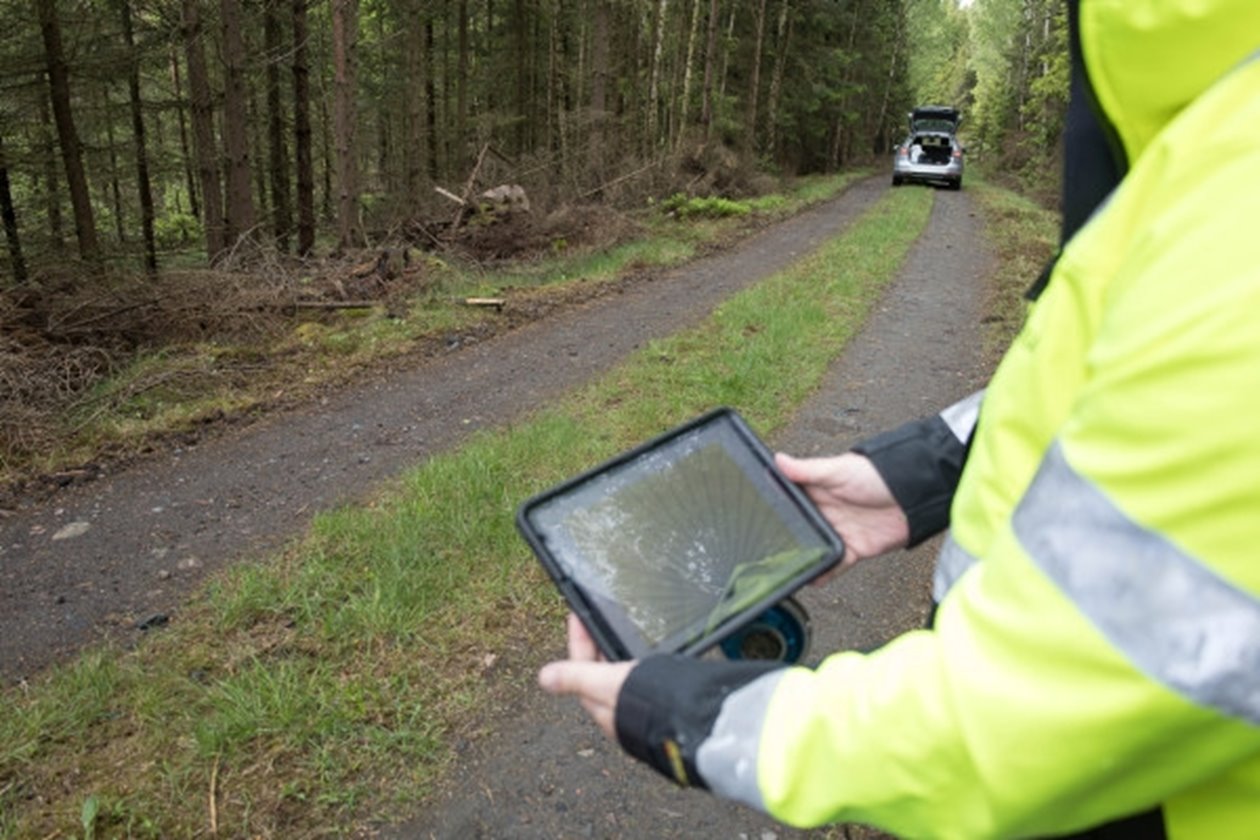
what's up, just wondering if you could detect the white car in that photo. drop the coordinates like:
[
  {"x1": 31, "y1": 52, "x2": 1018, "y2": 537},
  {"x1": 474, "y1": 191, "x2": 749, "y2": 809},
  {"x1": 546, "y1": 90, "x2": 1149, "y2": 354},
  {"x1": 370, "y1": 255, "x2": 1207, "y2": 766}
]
[{"x1": 892, "y1": 106, "x2": 964, "y2": 190}]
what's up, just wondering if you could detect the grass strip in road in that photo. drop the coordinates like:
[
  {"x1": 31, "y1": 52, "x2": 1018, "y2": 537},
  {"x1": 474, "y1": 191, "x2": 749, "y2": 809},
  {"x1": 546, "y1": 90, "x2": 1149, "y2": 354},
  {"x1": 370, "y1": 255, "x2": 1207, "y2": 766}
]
[{"x1": 0, "y1": 184, "x2": 932, "y2": 838}]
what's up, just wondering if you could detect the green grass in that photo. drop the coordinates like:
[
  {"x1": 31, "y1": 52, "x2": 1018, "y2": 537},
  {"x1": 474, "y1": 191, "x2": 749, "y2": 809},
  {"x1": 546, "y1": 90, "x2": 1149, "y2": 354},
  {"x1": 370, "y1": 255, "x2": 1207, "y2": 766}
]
[
  {"x1": 964, "y1": 172, "x2": 1060, "y2": 361},
  {"x1": 0, "y1": 178, "x2": 930, "y2": 837}
]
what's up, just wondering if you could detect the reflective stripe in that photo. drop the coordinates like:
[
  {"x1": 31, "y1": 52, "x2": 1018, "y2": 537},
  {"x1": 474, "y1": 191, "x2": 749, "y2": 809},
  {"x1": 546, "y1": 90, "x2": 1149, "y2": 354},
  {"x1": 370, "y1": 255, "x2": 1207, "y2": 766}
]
[
  {"x1": 695, "y1": 669, "x2": 784, "y2": 811},
  {"x1": 940, "y1": 389, "x2": 985, "y2": 443},
  {"x1": 933, "y1": 535, "x2": 979, "y2": 601},
  {"x1": 1014, "y1": 441, "x2": 1260, "y2": 725}
]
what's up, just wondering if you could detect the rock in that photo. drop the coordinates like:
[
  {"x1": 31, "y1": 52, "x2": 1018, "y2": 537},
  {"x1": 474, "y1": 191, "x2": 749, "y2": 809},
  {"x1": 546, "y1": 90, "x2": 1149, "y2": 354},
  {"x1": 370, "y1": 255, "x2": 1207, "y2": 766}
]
[{"x1": 51, "y1": 521, "x2": 90, "y2": 541}]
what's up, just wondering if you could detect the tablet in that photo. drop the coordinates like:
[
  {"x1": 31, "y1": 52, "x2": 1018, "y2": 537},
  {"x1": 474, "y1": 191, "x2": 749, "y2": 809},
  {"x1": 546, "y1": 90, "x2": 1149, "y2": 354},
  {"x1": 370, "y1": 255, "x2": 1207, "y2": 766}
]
[{"x1": 516, "y1": 408, "x2": 844, "y2": 661}]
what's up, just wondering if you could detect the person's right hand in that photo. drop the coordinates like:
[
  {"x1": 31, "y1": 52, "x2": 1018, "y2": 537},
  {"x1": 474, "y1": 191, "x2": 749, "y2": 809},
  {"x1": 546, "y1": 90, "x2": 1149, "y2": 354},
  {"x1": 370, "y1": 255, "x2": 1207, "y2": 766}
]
[{"x1": 775, "y1": 451, "x2": 909, "y2": 568}]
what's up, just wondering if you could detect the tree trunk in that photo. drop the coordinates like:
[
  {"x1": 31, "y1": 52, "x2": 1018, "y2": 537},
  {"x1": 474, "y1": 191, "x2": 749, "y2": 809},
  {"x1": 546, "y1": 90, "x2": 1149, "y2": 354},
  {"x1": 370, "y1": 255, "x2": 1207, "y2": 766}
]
[
  {"x1": 675, "y1": 0, "x2": 701, "y2": 145},
  {"x1": 514, "y1": 0, "x2": 528, "y2": 154},
  {"x1": 403, "y1": 0, "x2": 425, "y2": 205},
  {"x1": 646, "y1": 0, "x2": 668, "y2": 150},
  {"x1": 0, "y1": 131, "x2": 27, "y2": 284},
  {"x1": 36, "y1": 0, "x2": 100, "y2": 263},
  {"x1": 101, "y1": 87, "x2": 127, "y2": 245},
  {"x1": 221, "y1": 0, "x2": 256, "y2": 245},
  {"x1": 424, "y1": 15, "x2": 438, "y2": 181},
  {"x1": 872, "y1": 5, "x2": 904, "y2": 156},
  {"x1": 169, "y1": 46, "x2": 199, "y2": 220},
  {"x1": 266, "y1": 0, "x2": 292, "y2": 251},
  {"x1": 743, "y1": 0, "x2": 767, "y2": 156},
  {"x1": 182, "y1": 0, "x2": 227, "y2": 261},
  {"x1": 121, "y1": 0, "x2": 157, "y2": 272},
  {"x1": 717, "y1": 4, "x2": 735, "y2": 100},
  {"x1": 35, "y1": 82, "x2": 65, "y2": 248},
  {"x1": 292, "y1": 0, "x2": 315, "y2": 256},
  {"x1": 331, "y1": 0, "x2": 361, "y2": 251},
  {"x1": 699, "y1": 0, "x2": 718, "y2": 137},
  {"x1": 588, "y1": 0, "x2": 611, "y2": 175},
  {"x1": 765, "y1": 0, "x2": 789, "y2": 160},
  {"x1": 456, "y1": 0, "x2": 469, "y2": 172}
]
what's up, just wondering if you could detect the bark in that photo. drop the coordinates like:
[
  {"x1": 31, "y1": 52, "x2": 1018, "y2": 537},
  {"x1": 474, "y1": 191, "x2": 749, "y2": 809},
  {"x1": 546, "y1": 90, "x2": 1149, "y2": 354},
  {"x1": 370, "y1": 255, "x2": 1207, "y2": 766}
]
[
  {"x1": 181, "y1": 0, "x2": 226, "y2": 260},
  {"x1": 676, "y1": 0, "x2": 701, "y2": 144},
  {"x1": 36, "y1": 0, "x2": 100, "y2": 263},
  {"x1": 646, "y1": 0, "x2": 668, "y2": 149},
  {"x1": 35, "y1": 83, "x2": 64, "y2": 248},
  {"x1": 101, "y1": 88, "x2": 126, "y2": 245},
  {"x1": 765, "y1": 0, "x2": 790, "y2": 161},
  {"x1": 588, "y1": 0, "x2": 610, "y2": 171},
  {"x1": 872, "y1": 6, "x2": 904, "y2": 156},
  {"x1": 743, "y1": 0, "x2": 767, "y2": 156},
  {"x1": 221, "y1": 0, "x2": 257, "y2": 244},
  {"x1": 514, "y1": 0, "x2": 527, "y2": 153},
  {"x1": 292, "y1": 0, "x2": 315, "y2": 255},
  {"x1": 424, "y1": 15, "x2": 438, "y2": 181},
  {"x1": 699, "y1": 0, "x2": 718, "y2": 136},
  {"x1": 331, "y1": 0, "x2": 361, "y2": 250},
  {"x1": 403, "y1": 0, "x2": 425, "y2": 203},
  {"x1": 456, "y1": 0, "x2": 468, "y2": 171},
  {"x1": 121, "y1": 0, "x2": 157, "y2": 272},
  {"x1": 266, "y1": 0, "x2": 292, "y2": 251},
  {"x1": 169, "y1": 47, "x2": 199, "y2": 220},
  {"x1": 0, "y1": 131, "x2": 27, "y2": 284}
]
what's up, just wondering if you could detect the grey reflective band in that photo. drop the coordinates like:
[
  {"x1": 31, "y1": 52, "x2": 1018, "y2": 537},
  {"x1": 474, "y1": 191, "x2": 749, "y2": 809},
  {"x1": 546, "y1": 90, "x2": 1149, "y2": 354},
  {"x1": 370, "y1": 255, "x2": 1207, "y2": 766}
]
[
  {"x1": 940, "y1": 390, "x2": 985, "y2": 443},
  {"x1": 1014, "y1": 441, "x2": 1260, "y2": 725},
  {"x1": 934, "y1": 535, "x2": 979, "y2": 601},
  {"x1": 695, "y1": 669, "x2": 785, "y2": 812}
]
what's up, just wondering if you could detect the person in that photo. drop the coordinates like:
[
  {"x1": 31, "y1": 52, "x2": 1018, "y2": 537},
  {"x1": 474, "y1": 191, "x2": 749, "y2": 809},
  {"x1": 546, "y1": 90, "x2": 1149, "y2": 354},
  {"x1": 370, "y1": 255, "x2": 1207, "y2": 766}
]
[{"x1": 538, "y1": 1, "x2": 1260, "y2": 836}]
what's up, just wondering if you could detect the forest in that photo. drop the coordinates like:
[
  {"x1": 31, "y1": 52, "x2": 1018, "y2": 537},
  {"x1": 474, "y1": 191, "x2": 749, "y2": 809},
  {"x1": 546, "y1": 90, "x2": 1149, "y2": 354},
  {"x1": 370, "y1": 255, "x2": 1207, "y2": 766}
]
[{"x1": 0, "y1": 0, "x2": 1067, "y2": 483}]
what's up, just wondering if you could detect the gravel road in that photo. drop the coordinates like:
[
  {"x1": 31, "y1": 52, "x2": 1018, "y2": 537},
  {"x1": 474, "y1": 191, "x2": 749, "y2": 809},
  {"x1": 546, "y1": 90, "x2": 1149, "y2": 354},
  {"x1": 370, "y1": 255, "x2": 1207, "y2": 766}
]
[{"x1": 0, "y1": 176, "x2": 994, "y2": 839}]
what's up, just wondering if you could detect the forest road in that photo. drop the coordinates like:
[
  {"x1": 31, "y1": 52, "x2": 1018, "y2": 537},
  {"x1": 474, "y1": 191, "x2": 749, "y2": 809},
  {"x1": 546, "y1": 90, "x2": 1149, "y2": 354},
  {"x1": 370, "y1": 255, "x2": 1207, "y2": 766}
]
[
  {"x1": 384, "y1": 182, "x2": 995, "y2": 839},
  {"x1": 0, "y1": 174, "x2": 995, "y2": 838}
]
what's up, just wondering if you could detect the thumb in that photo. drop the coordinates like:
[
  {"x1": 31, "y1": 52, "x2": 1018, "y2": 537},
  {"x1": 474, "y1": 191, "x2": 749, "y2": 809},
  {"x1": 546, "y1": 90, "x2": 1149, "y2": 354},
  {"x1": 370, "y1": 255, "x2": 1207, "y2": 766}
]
[
  {"x1": 775, "y1": 451, "x2": 835, "y2": 484},
  {"x1": 538, "y1": 660, "x2": 601, "y2": 696}
]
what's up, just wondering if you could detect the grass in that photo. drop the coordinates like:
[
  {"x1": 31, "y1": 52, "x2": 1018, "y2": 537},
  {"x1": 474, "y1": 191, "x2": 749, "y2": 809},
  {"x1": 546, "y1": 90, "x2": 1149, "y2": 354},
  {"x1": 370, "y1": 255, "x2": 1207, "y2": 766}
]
[
  {"x1": 964, "y1": 171, "x2": 1060, "y2": 361},
  {"x1": 0, "y1": 181, "x2": 932, "y2": 837}
]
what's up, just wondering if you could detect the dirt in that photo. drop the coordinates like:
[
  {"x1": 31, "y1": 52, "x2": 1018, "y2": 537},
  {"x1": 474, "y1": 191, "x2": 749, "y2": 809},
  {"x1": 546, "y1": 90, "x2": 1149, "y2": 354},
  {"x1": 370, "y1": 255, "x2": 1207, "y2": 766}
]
[{"x1": 0, "y1": 175, "x2": 996, "y2": 837}]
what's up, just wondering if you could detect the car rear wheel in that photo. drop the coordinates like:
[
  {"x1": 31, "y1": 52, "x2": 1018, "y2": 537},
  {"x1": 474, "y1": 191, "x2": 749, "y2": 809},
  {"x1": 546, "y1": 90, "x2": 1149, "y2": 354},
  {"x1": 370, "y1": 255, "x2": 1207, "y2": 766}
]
[{"x1": 892, "y1": 175, "x2": 903, "y2": 187}]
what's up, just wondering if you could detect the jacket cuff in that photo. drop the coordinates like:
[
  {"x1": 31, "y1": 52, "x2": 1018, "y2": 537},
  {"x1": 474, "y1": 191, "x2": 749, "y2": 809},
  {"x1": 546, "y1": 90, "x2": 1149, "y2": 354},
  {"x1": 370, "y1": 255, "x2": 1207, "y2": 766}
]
[
  {"x1": 615, "y1": 654, "x2": 780, "y2": 788},
  {"x1": 851, "y1": 414, "x2": 969, "y2": 547}
]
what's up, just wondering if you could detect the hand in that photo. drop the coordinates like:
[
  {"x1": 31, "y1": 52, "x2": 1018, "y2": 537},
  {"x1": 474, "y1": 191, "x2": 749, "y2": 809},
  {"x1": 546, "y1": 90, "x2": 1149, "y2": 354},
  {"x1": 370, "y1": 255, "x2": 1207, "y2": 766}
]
[
  {"x1": 775, "y1": 451, "x2": 909, "y2": 568},
  {"x1": 538, "y1": 613, "x2": 634, "y2": 740}
]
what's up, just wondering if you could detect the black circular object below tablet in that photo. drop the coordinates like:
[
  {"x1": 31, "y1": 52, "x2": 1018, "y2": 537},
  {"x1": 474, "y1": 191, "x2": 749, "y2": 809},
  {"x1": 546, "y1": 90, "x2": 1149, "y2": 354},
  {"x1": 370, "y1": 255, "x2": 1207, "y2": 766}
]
[{"x1": 719, "y1": 596, "x2": 811, "y2": 664}]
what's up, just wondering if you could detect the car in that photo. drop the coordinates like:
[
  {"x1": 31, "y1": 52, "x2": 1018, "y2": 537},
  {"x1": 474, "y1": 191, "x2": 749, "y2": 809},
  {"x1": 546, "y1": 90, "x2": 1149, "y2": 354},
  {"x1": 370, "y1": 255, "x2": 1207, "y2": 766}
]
[{"x1": 892, "y1": 105, "x2": 964, "y2": 190}]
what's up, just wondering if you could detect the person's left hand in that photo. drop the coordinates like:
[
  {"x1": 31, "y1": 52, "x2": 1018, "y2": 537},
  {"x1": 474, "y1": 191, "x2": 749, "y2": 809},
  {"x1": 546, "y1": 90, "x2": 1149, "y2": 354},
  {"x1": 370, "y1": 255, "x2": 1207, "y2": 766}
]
[{"x1": 538, "y1": 613, "x2": 634, "y2": 740}]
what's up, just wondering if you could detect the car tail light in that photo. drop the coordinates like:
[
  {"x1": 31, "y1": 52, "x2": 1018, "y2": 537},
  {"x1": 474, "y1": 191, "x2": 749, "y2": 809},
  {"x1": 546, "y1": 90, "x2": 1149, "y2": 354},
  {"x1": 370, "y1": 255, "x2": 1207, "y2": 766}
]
[
  {"x1": 952, "y1": 149, "x2": 963, "y2": 159},
  {"x1": 898, "y1": 147, "x2": 908, "y2": 158}
]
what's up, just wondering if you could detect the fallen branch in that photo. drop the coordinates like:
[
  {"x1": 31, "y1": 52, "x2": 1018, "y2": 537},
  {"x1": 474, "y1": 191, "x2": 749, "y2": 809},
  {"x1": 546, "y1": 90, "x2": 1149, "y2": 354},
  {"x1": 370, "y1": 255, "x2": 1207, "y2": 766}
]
[
  {"x1": 463, "y1": 297, "x2": 506, "y2": 310},
  {"x1": 291, "y1": 300, "x2": 379, "y2": 310}
]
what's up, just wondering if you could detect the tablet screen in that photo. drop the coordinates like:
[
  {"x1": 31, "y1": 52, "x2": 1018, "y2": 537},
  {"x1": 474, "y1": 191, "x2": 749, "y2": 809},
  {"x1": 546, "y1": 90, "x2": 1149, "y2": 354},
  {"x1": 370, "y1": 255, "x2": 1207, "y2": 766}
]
[{"x1": 520, "y1": 410, "x2": 841, "y2": 659}]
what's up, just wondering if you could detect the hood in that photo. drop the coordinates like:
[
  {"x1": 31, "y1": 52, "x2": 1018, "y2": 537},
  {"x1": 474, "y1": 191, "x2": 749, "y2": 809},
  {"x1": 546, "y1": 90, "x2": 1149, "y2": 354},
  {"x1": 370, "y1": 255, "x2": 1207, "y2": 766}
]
[{"x1": 1079, "y1": 0, "x2": 1260, "y2": 165}]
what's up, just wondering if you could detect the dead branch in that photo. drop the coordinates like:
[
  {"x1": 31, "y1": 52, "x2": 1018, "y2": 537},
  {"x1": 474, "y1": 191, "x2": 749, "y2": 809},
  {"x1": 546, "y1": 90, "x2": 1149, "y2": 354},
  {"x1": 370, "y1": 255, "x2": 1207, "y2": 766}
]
[{"x1": 579, "y1": 157, "x2": 666, "y2": 200}]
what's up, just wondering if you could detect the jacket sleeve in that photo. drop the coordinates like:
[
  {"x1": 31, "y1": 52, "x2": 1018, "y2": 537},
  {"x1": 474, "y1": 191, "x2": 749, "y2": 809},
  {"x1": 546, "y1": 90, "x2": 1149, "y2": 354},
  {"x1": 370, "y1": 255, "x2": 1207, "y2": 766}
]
[{"x1": 850, "y1": 390, "x2": 982, "y2": 547}]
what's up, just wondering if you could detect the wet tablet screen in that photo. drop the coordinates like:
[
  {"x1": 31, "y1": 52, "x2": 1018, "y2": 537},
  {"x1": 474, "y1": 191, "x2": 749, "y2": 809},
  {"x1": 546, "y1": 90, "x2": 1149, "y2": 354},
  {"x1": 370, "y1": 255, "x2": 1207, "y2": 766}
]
[{"x1": 520, "y1": 410, "x2": 841, "y2": 659}]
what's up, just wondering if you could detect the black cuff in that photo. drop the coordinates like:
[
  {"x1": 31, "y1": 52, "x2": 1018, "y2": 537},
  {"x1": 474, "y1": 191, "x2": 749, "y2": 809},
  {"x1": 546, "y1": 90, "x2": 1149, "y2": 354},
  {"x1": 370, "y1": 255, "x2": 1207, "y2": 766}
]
[
  {"x1": 615, "y1": 654, "x2": 780, "y2": 788},
  {"x1": 851, "y1": 415, "x2": 968, "y2": 547}
]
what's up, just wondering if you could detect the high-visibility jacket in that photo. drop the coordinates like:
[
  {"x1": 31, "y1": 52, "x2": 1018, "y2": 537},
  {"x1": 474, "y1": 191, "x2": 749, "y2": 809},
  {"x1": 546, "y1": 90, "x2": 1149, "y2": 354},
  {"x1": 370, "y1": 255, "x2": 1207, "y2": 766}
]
[{"x1": 613, "y1": 2, "x2": 1260, "y2": 836}]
